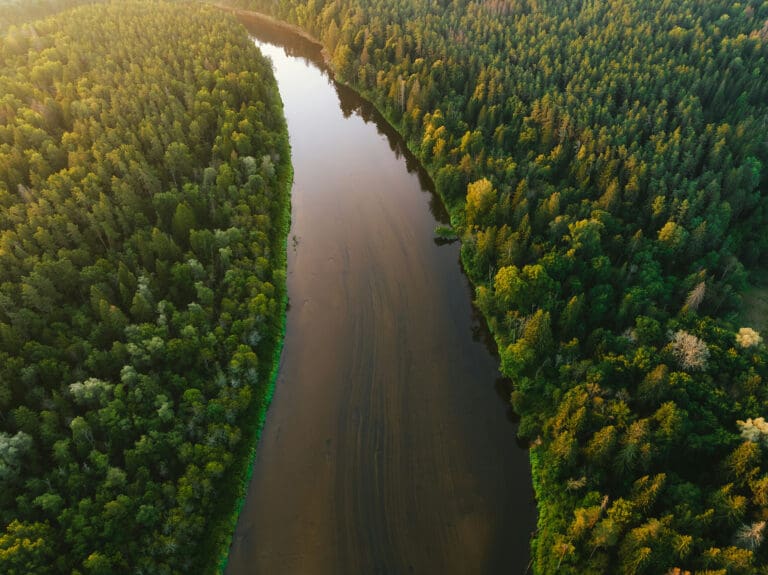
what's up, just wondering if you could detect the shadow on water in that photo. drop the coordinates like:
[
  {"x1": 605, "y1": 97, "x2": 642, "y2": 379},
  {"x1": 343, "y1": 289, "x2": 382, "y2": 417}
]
[
  {"x1": 238, "y1": 12, "x2": 451, "y2": 227},
  {"x1": 433, "y1": 236, "x2": 459, "y2": 247},
  {"x1": 236, "y1": 13, "x2": 328, "y2": 70},
  {"x1": 333, "y1": 77, "x2": 450, "y2": 226}
]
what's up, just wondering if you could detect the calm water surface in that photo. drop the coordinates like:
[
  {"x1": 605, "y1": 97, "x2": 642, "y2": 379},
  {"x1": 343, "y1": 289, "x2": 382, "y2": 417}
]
[{"x1": 226, "y1": 17, "x2": 536, "y2": 574}]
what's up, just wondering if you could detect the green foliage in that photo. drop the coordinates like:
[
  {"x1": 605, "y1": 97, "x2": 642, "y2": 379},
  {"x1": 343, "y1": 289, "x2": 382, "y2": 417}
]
[
  {"x1": 434, "y1": 225, "x2": 457, "y2": 240},
  {"x1": 0, "y1": 2, "x2": 290, "y2": 573},
  {"x1": 217, "y1": 0, "x2": 768, "y2": 571}
]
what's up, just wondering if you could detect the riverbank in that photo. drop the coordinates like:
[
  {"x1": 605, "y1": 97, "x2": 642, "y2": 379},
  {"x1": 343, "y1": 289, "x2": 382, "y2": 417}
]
[
  {"x1": 212, "y1": 159, "x2": 293, "y2": 574},
  {"x1": 188, "y1": 13, "x2": 294, "y2": 571},
  {"x1": 214, "y1": 4, "x2": 332, "y2": 66}
]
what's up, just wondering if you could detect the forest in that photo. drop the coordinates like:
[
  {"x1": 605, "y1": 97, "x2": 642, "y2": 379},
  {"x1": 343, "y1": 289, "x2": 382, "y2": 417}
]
[
  {"x1": 0, "y1": 1, "x2": 291, "y2": 573},
  {"x1": 220, "y1": 0, "x2": 768, "y2": 572}
]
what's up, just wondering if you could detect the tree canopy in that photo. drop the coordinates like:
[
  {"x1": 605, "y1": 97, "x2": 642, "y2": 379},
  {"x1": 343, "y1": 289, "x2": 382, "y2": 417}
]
[{"x1": 0, "y1": 1, "x2": 290, "y2": 572}]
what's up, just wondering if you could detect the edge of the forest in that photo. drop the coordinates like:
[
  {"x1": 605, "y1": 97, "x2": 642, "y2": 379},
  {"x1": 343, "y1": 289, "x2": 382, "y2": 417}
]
[{"x1": 211, "y1": 154, "x2": 294, "y2": 574}]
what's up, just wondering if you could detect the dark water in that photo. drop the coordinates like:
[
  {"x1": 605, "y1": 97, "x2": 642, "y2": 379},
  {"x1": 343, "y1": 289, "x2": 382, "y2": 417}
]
[{"x1": 226, "y1": 16, "x2": 536, "y2": 575}]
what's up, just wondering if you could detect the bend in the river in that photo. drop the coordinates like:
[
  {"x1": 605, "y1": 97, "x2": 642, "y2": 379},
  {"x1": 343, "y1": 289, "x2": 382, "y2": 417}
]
[{"x1": 226, "y1": 16, "x2": 536, "y2": 574}]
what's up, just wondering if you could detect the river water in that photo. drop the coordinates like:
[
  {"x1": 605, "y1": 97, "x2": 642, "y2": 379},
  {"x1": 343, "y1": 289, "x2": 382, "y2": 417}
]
[{"x1": 226, "y1": 16, "x2": 536, "y2": 574}]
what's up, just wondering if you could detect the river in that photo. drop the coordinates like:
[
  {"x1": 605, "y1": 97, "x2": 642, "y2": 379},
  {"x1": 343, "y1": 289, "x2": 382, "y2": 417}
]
[{"x1": 225, "y1": 16, "x2": 536, "y2": 574}]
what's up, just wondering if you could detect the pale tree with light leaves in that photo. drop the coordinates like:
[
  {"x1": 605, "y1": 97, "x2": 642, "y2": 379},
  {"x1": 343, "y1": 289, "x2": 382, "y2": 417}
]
[
  {"x1": 735, "y1": 520, "x2": 766, "y2": 551},
  {"x1": 669, "y1": 330, "x2": 709, "y2": 371},
  {"x1": 737, "y1": 417, "x2": 768, "y2": 446},
  {"x1": 736, "y1": 327, "x2": 762, "y2": 349}
]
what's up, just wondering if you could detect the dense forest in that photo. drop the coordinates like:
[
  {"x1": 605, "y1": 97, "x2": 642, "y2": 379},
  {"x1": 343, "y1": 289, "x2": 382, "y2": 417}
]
[
  {"x1": 0, "y1": 1, "x2": 290, "y2": 573},
  {"x1": 222, "y1": 0, "x2": 768, "y2": 572}
]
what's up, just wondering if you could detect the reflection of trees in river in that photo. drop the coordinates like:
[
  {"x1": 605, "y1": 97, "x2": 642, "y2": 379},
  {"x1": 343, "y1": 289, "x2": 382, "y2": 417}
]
[{"x1": 246, "y1": 16, "x2": 450, "y2": 225}]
